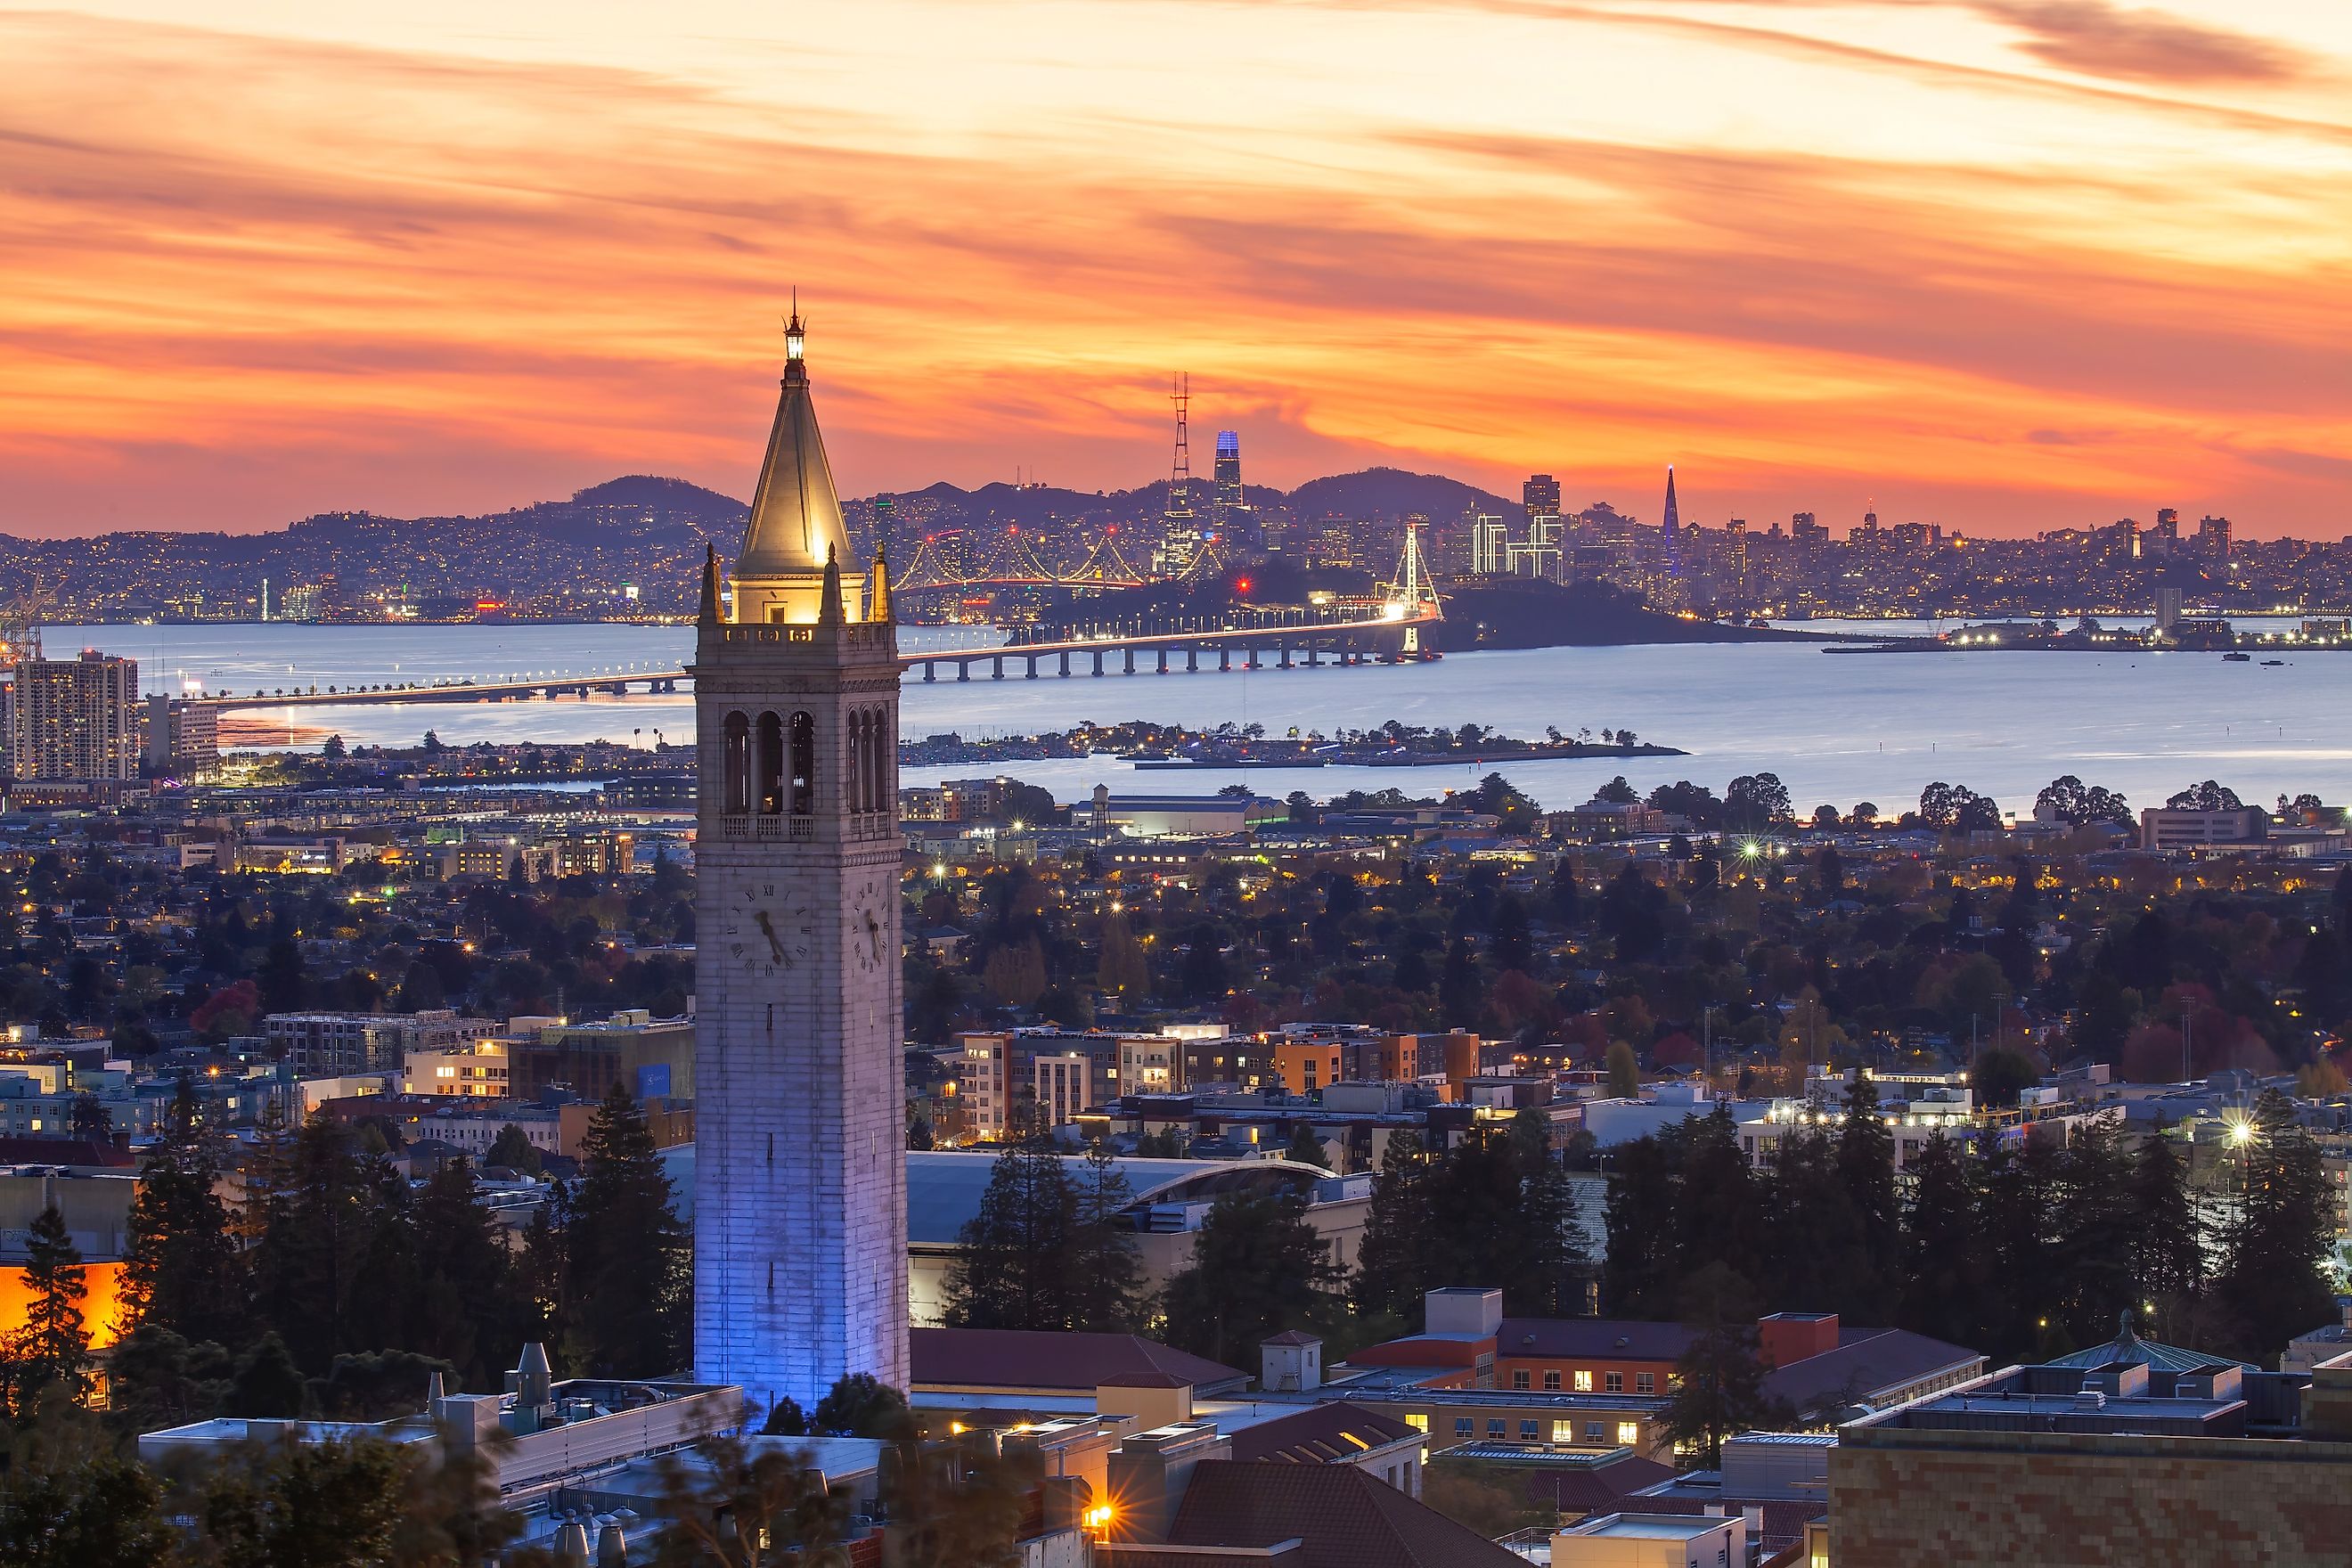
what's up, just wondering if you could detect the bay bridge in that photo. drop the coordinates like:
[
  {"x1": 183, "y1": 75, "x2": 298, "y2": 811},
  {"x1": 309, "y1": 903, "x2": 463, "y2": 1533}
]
[{"x1": 192, "y1": 527, "x2": 1442, "y2": 713}]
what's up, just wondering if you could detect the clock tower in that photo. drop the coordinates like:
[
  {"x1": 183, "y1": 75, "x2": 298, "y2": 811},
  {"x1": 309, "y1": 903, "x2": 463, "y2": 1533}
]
[{"x1": 692, "y1": 312, "x2": 907, "y2": 1409}]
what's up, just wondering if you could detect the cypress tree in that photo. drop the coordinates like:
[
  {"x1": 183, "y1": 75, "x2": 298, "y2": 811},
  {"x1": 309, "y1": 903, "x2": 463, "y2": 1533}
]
[
  {"x1": 1601, "y1": 1134, "x2": 1680, "y2": 1317},
  {"x1": 249, "y1": 1117, "x2": 383, "y2": 1375},
  {"x1": 2050, "y1": 1120, "x2": 2140, "y2": 1345},
  {"x1": 1658, "y1": 1262, "x2": 1782, "y2": 1469},
  {"x1": 411, "y1": 1156, "x2": 523, "y2": 1386},
  {"x1": 563, "y1": 1084, "x2": 690, "y2": 1376},
  {"x1": 2127, "y1": 1131, "x2": 2201, "y2": 1303},
  {"x1": 1161, "y1": 1186, "x2": 1340, "y2": 1365}
]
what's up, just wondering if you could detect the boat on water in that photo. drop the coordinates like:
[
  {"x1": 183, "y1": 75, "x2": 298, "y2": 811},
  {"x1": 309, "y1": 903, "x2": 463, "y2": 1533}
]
[{"x1": 2223, "y1": 651, "x2": 2252, "y2": 661}]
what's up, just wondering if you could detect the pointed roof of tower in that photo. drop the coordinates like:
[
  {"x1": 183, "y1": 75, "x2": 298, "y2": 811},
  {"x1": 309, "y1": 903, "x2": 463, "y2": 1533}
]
[
  {"x1": 737, "y1": 310, "x2": 853, "y2": 579},
  {"x1": 698, "y1": 542, "x2": 721, "y2": 625},
  {"x1": 868, "y1": 543, "x2": 894, "y2": 624},
  {"x1": 1662, "y1": 464, "x2": 1679, "y2": 533}
]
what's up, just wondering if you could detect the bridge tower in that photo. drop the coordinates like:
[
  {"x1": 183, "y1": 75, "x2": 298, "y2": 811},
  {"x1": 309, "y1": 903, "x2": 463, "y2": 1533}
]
[{"x1": 1388, "y1": 520, "x2": 1444, "y2": 658}]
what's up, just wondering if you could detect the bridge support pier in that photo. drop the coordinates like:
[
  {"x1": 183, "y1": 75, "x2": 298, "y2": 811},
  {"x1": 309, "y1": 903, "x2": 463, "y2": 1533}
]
[
  {"x1": 1306, "y1": 645, "x2": 1320, "y2": 668},
  {"x1": 1278, "y1": 643, "x2": 1293, "y2": 669},
  {"x1": 921, "y1": 662, "x2": 935, "y2": 682},
  {"x1": 1025, "y1": 656, "x2": 1038, "y2": 680},
  {"x1": 1092, "y1": 650, "x2": 1104, "y2": 676},
  {"x1": 1246, "y1": 646, "x2": 1261, "y2": 670},
  {"x1": 1059, "y1": 651, "x2": 1070, "y2": 677},
  {"x1": 1187, "y1": 648, "x2": 1198, "y2": 673},
  {"x1": 956, "y1": 662, "x2": 970, "y2": 682},
  {"x1": 1123, "y1": 649, "x2": 1136, "y2": 674},
  {"x1": 1220, "y1": 648, "x2": 1230, "y2": 672},
  {"x1": 1156, "y1": 649, "x2": 1169, "y2": 674},
  {"x1": 991, "y1": 656, "x2": 1004, "y2": 680}
]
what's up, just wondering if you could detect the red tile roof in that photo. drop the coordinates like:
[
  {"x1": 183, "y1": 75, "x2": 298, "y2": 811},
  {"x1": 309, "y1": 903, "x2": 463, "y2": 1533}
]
[
  {"x1": 1162, "y1": 1460, "x2": 1530, "y2": 1568},
  {"x1": 1228, "y1": 1402, "x2": 1417, "y2": 1466}
]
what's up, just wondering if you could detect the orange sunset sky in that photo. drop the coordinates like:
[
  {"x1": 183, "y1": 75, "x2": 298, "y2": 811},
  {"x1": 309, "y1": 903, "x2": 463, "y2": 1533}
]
[{"x1": 3, "y1": 1, "x2": 2349, "y2": 538}]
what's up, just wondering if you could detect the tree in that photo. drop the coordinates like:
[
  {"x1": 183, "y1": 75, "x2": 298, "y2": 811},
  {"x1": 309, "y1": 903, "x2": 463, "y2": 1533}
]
[
  {"x1": 322, "y1": 733, "x2": 347, "y2": 760},
  {"x1": 1833, "y1": 1075, "x2": 1899, "y2": 1324},
  {"x1": 1899, "y1": 1134, "x2": 1982, "y2": 1349},
  {"x1": 485, "y1": 1122, "x2": 543, "y2": 1176},
  {"x1": 1354, "y1": 1132, "x2": 1435, "y2": 1324},
  {"x1": 198, "y1": 1434, "x2": 411, "y2": 1568},
  {"x1": 409, "y1": 1157, "x2": 522, "y2": 1387},
  {"x1": 68, "y1": 1093, "x2": 110, "y2": 1142},
  {"x1": 2048, "y1": 1120, "x2": 2141, "y2": 1347},
  {"x1": 121, "y1": 1082, "x2": 246, "y2": 1347},
  {"x1": 228, "y1": 1331, "x2": 310, "y2": 1417},
  {"x1": 4, "y1": 1205, "x2": 91, "y2": 1414},
  {"x1": 2127, "y1": 1133, "x2": 2201, "y2": 1320},
  {"x1": 1160, "y1": 1186, "x2": 1340, "y2": 1365},
  {"x1": 1605, "y1": 1039, "x2": 1640, "y2": 1099},
  {"x1": 562, "y1": 1084, "x2": 691, "y2": 1376},
  {"x1": 761, "y1": 1396, "x2": 808, "y2": 1436},
  {"x1": 943, "y1": 1139, "x2": 1076, "y2": 1330},
  {"x1": 982, "y1": 936, "x2": 1049, "y2": 1008},
  {"x1": 1724, "y1": 773, "x2": 1791, "y2": 832},
  {"x1": 1594, "y1": 776, "x2": 1638, "y2": 806},
  {"x1": 647, "y1": 1430, "x2": 851, "y2": 1568},
  {"x1": 1069, "y1": 1140, "x2": 1147, "y2": 1332},
  {"x1": 2167, "y1": 780, "x2": 2242, "y2": 811},
  {"x1": 1282, "y1": 1123, "x2": 1331, "y2": 1170},
  {"x1": 1658, "y1": 1263, "x2": 1782, "y2": 1467},
  {"x1": 2210, "y1": 1089, "x2": 2336, "y2": 1362},
  {"x1": 813, "y1": 1371, "x2": 914, "y2": 1438},
  {"x1": 0, "y1": 1423, "x2": 177, "y2": 1568},
  {"x1": 1095, "y1": 913, "x2": 1150, "y2": 1000}
]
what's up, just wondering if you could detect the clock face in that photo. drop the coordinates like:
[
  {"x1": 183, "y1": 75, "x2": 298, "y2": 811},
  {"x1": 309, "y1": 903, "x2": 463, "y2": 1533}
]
[
  {"x1": 731, "y1": 881, "x2": 815, "y2": 976},
  {"x1": 848, "y1": 873, "x2": 891, "y2": 971}
]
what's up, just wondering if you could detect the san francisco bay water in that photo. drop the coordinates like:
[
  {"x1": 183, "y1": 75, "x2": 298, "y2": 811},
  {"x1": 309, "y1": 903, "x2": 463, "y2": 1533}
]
[{"x1": 71, "y1": 619, "x2": 2349, "y2": 819}]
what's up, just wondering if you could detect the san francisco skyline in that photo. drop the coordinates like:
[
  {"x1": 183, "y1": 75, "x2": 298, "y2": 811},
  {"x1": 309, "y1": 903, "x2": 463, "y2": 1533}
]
[{"x1": 4, "y1": 1, "x2": 2350, "y2": 538}]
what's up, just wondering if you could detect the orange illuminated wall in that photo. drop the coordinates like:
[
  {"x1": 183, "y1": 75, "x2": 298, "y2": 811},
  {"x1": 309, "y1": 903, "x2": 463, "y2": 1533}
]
[{"x1": 0, "y1": 1261, "x2": 128, "y2": 1350}]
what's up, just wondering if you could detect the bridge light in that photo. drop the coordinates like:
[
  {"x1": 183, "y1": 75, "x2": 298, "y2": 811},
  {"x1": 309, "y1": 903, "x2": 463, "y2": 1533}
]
[{"x1": 1382, "y1": 603, "x2": 1406, "y2": 622}]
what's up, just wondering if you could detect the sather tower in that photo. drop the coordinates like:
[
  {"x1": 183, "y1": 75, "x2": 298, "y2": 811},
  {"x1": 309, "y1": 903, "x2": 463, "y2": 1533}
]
[{"x1": 692, "y1": 312, "x2": 907, "y2": 1408}]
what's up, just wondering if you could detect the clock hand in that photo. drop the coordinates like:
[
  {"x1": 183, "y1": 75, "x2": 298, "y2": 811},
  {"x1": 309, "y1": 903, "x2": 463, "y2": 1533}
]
[{"x1": 755, "y1": 910, "x2": 790, "y2": 966}]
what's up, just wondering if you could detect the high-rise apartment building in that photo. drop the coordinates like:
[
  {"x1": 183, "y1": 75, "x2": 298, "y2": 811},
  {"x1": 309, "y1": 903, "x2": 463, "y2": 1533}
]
[
  {"x1": 2199, "y1": 514, "x2": 2232, "y2": 560},
  {"x1": 143, "y1": 694, "x2": 219, "y2": 777},
  {"x1": 9, "y1": 650, "x2": 139, "y2": 780},
  {"x1": 1523, "y1": 473, "x2": 1562, "y2": 521},
  {"x1": 692, "y1": 313, "x2": 908, "y2": 1410},
  {"x1": 1470, "y1": 511, "x2": 1510, "y2": 576}
]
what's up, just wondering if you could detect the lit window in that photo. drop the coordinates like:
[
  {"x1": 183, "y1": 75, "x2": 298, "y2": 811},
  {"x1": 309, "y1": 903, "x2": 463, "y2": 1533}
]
[
  {"x1": 1551, "y1": 1419, "x2": 1573, "y2": 1443},
  {"x1": 1573, "y1": 1370, "x2": 1593, "y2": 1392},
  {"x1": 1403, "y1": 1413, "x2": 1427, "y2": 1433},
  {"x1": 1616, "y1": 1422, "x2": 1640, "y2": 1446}
]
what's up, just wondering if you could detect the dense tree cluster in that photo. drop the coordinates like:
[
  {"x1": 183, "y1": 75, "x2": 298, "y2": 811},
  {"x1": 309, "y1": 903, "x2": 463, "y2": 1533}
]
[{"x1": 1602, "y1": 1084, "x2": 2329, "y2": 1368}]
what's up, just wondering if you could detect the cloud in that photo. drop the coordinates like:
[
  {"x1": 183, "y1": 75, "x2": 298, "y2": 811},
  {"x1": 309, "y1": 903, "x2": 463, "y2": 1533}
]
[{"x1": 1970, "y1": 2, "x2": 2299, "y2": 85}]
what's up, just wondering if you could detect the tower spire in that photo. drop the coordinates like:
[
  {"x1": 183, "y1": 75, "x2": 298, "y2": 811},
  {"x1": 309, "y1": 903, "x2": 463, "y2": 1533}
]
[
  {"x1": 698, "y1": 542, "x2": 721, "y2": 625},
  {"x1": 734, "y1": 305, "x2": 852, "y2": 623},
  {"x1": 868, "y1": 543, "x2": 894, "y2": 625},
  {"x1": 819, "y1": 543, "x2": 844, "y2": 626}
]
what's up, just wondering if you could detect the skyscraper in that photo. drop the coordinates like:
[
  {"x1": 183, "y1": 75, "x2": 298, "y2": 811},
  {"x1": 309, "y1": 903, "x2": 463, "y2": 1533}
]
[
  {"x1": 1213, "y1": 429, "x2": 1243, "y2": 519},
  {"x1": 10, "y1": 649, "x2": 139, "y2": 780},
  {"x1": 692, "y1": 313, "x2": 908, "y2": 1410},
  {"x1": 1661, "y1": 465, "x2": 1683, "y2": 579},
  {"x1": 1523, "y1": 473, "x2": 1562, "y2": 521}
]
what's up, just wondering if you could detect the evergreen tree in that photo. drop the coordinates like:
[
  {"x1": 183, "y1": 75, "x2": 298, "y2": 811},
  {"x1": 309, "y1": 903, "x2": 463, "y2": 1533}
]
[
  {"x1": 1282, "y1": 1123, "x2": 1331, "y2": 1170},
  {"x1": 1760, "y1": 1127, "x2": 1866, "y2": 1317},
  {"x1": 1438, "y1": 935, "x2": 1482, "y2": 1026},
  {"x1": 1068, "y1": 1140, "x2": 1147, "y2": 1332},
  {"x1": 199, "y1": 1434, "x2": 411, "y2": 1568},
  {"x1": 1354, "y1": 1131, "x2": 1437, "y2": 1324},
  {"x1": 1897, "y1": 1134, "x2": 1981, "y2": 1349},
  {"x1": 1833, "y1": 1074, "x2": 1899, "y2": 1322},
  {"x1": 2211, "y1": 1090, "x2": 2336, "y2": 1363},
  {"x1": 1605, "y1": 1040, "x2": 1640, "y2": 1099},
  {"x1": 1601, "y1": 1134, "x2": 1680, "y2": 1317},
  {"x1": 1669, "y1": 1107, "x2": 1763, "y2": 1294},
  {"x1": 1972, "y1": 1141, "x2": 2063, "y2": 1362},
  {"x1": 228, "y1": 1331, "x2": 310, "y2": 1417},
  {"x1": 5, "y1": 1205, "x2": 92, "y2": 1414},
  {"x1": 2127, "y1": 1131, "x2": 2201, "y2": 1303},
  {"x1": 1096, "y1": 913, "x2": 1150, "y2": 1000},
  {"x1": 1161, "y1": 1186, "x2": 1341, "y2": 1365},
  {"x1": 485, "y1": 1123, "x2": 543, "y2": 1175},
  {"x1": 120, "y1": 1080, "x2": 246, "y2": 1346},
  {"x1": 410, "y1": 1156, "x2": 522, "y2": 1386},
  {"x1": 249, "y1": 1117, "x2": 385, "y2": 1375},
  {"x1": 562, "y1": 1084, "x2": 691, "y2": 1376},
  {"x1": 1658, "y1": 1263, "x2": 1783, "y2": 1468},
  {"x1": 943, "y1": 1137, "x2": 1078, "y2": 1330},
  {"x1": 2049, "y1": 1120, "x2": 2141, "y2": 1346}
]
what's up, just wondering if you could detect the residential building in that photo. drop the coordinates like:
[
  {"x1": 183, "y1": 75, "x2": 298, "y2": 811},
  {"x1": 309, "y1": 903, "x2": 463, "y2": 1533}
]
[
  {"x1": 402, "y1": 1040, "x2": 511, "y2": 1098},
  {"x1": 10, "y1": 650, "x2": 139, "y2": 780},
  {"x1": 266, "y1": 1009, "x2": 494, "y2": 1076},
  {"x1": 2140, "y1": 806, "x2": 2267, "y2": 851}
]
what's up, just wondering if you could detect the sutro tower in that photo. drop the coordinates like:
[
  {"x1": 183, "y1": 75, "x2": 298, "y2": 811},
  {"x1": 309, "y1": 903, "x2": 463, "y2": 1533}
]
[{"x1": 1164, "y1": 373, "x2": 1195, "y2": 521}]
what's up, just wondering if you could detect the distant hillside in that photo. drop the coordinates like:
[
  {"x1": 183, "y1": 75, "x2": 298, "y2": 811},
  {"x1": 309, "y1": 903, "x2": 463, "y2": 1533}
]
[
  {"x1": 1286, "y1": 467, "x2": 1518, "y2": 524},
  {"x1": 569, "y1": 475, "x2": 747, "y2": 517}
]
